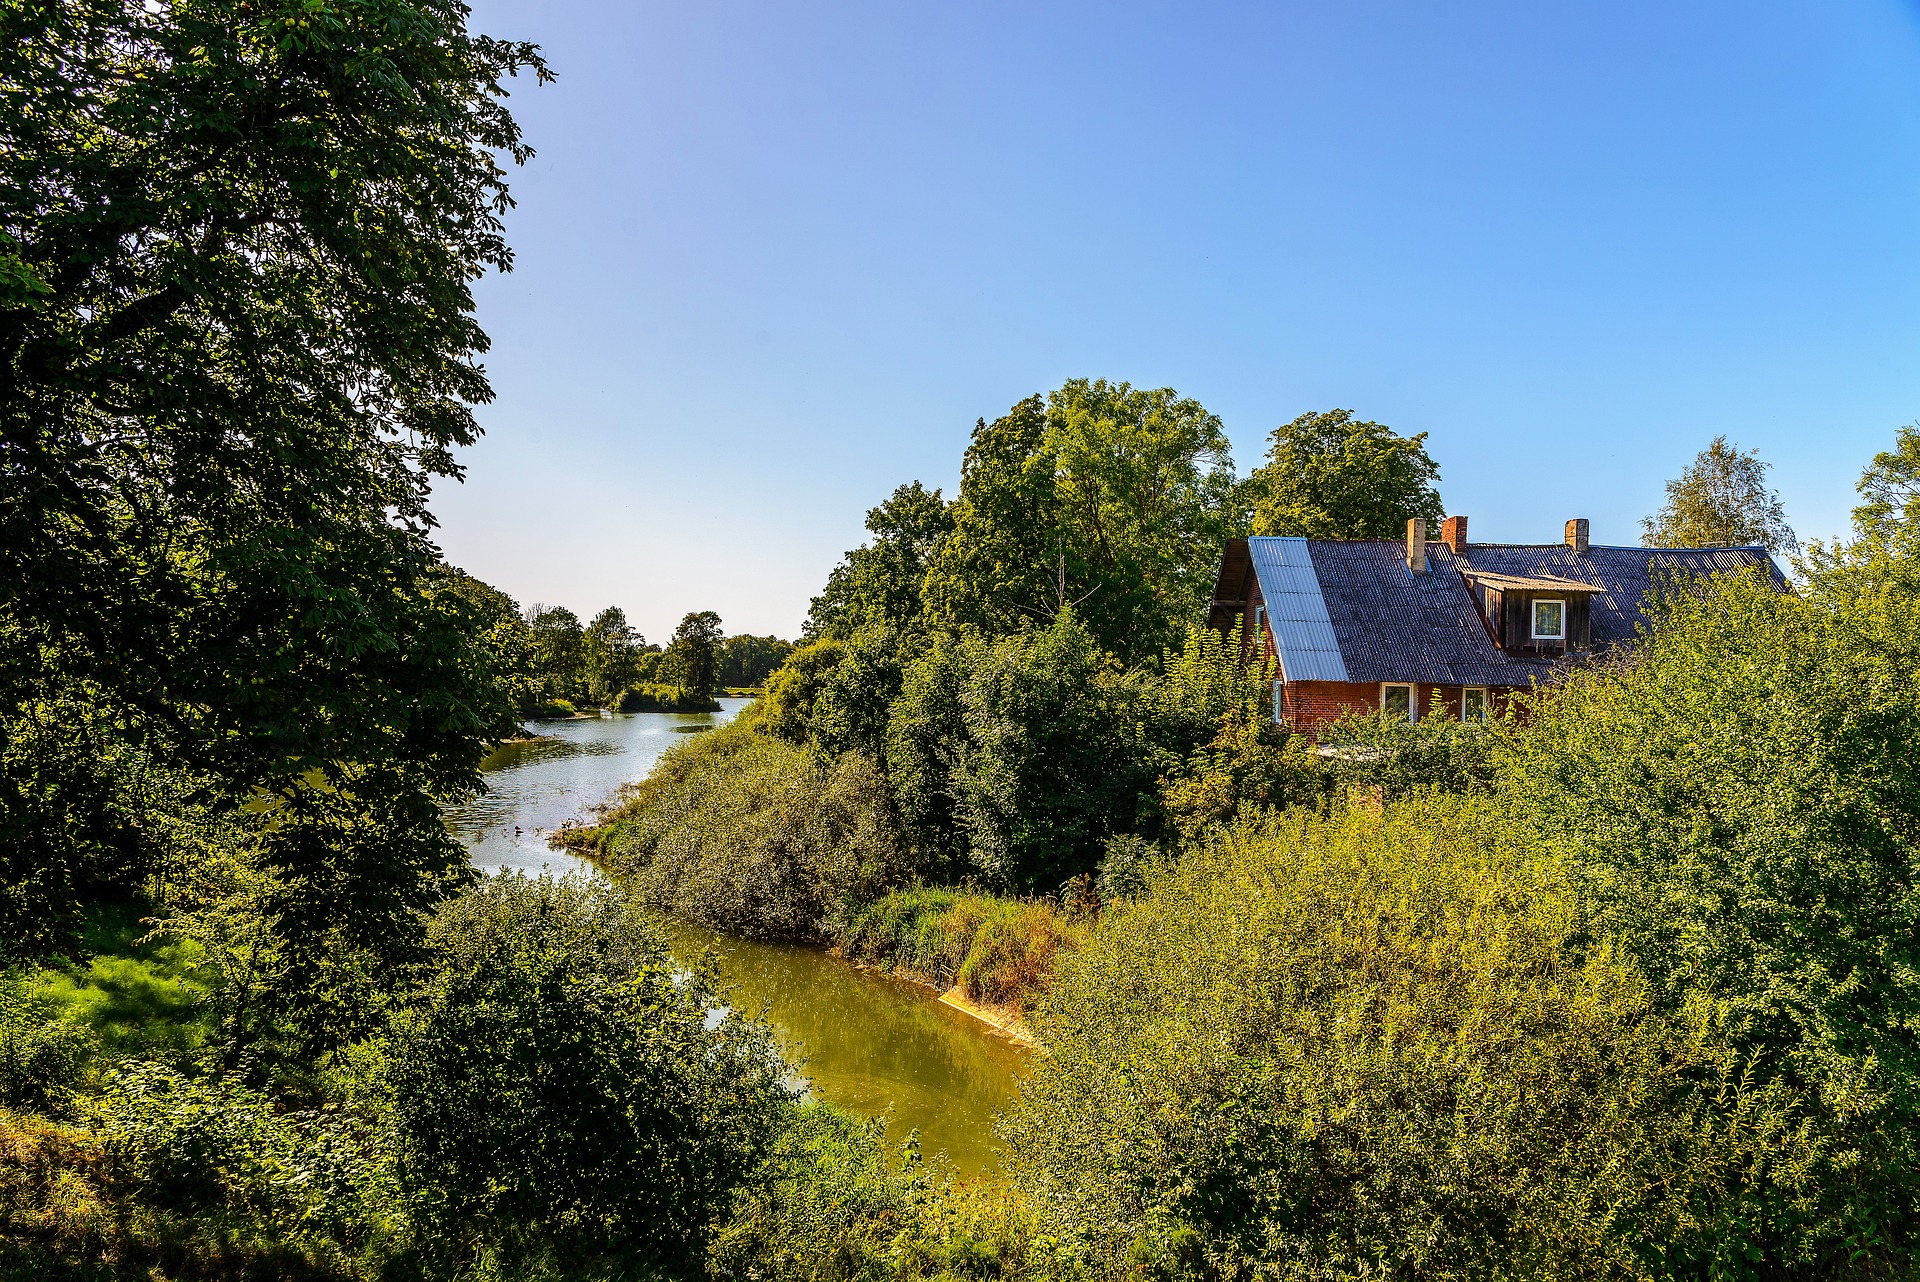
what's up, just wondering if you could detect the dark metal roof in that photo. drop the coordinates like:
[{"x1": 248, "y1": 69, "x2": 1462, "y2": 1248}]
[
  {"x1": 1244, "y1": 537, "x2": 1782, "y2": 688},
  {"x1": 1464, "y1": 542, "x2": 1783, "y2": 651}
]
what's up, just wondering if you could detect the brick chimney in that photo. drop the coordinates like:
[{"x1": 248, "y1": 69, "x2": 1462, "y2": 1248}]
[
  {"x1": 1407, "y1": 517, "x2": 1427, "y2": 574},
  {"x1": 1440, "y1": 515, "x2": 1467, "y2": 554},
  {"x1": 1565, "y1": 518, "x2": 1590, "y2": 553}
]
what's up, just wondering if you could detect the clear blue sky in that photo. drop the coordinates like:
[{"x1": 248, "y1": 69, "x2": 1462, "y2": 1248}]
[{"x1": 435, "y1": 0, "x2": 1920, "y2": 644}]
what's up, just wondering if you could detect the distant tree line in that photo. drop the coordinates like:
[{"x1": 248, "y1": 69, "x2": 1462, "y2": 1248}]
[{"x1": 434, "y1": 583, "x2": 792, "y2": 718}]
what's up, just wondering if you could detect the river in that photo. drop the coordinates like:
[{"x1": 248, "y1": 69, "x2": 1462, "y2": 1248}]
[{"x1": 441, "y1": 701, "x2": 1029, "y2": 1173}]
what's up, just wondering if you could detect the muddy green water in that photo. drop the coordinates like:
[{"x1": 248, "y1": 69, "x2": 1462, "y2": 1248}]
[{"x1": 442, "y1": 702, "x2": 1029, "y2": 1173}]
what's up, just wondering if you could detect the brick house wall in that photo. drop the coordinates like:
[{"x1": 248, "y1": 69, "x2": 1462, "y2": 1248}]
[{"x1": 1279, "y1": 679, "x2": 1521, "y2": 732}]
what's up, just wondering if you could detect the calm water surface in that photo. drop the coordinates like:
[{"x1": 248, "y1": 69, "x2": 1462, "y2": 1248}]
[{"x1": 443, "y1": 701, "x2": 1028, "y2": 1173}]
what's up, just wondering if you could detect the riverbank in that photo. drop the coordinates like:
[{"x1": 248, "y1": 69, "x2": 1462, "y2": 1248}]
[{"x1": 557, "y1": 726, "x2": 1085, "y2": 1022}]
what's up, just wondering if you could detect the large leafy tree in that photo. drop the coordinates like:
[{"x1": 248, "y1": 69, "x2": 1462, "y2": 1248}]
[
  {"x1": 923, "y1": 379, "x2": 1241, "y2": 664},
  {"x1": 1851, "y1": 422, "x2": 1920, "y2": 546},
  {"x1": 582, "y1": 606, "x2": 643, "y2": 704},
  {"x1": 803, "y1": 481, "x2": 954, "y2": 643},
  {"x1": 1245, "y1": 409, "x2": 1444, "y2": 539},
  {"x1": 0, "y1": 0, "x2": 544, "y2": 1034},
  {"x1": 665, "y1": 610, "x2": 724, "y2": 697},
  {"x1": 717, "y1": 634, "x2": 794, "y2": 689},
  {"x1": 1641, "y1": 435, "x2": 1798, "y2": 553}
]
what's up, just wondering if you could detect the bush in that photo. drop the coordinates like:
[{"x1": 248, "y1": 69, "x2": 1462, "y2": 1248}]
[
  {"x1": 588, "y1": 718, "x2": 914, "y2": 939},
  {"x1": 833, "y1": 888, "x2": 1080, "y2": 1005},
  {"x1": 1157, "y1": 708, "x2": 1330, "y2": 842},
  {"x1": 758, "y1": 639, "x2": 849, "y2": 742},
  {"x1": 93, "y1": 1060, "x2": 393, "y2": 1254},
  {"x1": 1317, "y1": 707, "x2": 1495, "y2": 802},
  {"x1": 710, "y1": 1101, "x2": 1035, "y2": 1282},
  {"x1": 525, "y1": 697, "x2": 576, "y2": 720},
  {"x1": 1005, "y1": 800, "x2": 1787, "y2": 1280},
  {"x1": 613, "y1": 682, "x2": 719, "y2": 712},
  {"x1": 0, "y1": 993, "x2": 92, "y2": 1114},
  {"x1": 1498, "y1": 571, "x2": 1920, "y2": 1271},
  {"x1": 384, "y1": 875, "x2": 792, "y2": 1273}
]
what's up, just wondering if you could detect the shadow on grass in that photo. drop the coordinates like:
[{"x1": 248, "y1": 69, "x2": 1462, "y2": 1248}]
[{"x1": 9, "y1": 902, "x2": 216, "y2": 1059}]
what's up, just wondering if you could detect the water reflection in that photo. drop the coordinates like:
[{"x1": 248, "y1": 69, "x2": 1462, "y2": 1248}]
[
  {"x1": 661, "y1": 918, "x2": 1028, "y2": 1172},
  {"x1": 445, "y1": 702, "x2": 747, "y2": 877},
  {"x1": 444, "y1": 699, "x2": 1029, "y2": 1172}
]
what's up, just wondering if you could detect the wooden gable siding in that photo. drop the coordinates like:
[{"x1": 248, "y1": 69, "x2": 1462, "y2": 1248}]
[{"x1": 1496, "y1": 588, "x2": 1591, "y2": 657}]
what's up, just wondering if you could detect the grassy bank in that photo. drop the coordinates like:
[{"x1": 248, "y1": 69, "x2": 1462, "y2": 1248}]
[{"x1": 834, "y1": 889, "x2": 1081, "y2": 1010}]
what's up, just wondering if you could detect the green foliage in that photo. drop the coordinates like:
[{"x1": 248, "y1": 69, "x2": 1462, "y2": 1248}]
[
  {"x1": 1007, "y1": 802, "x2": 1791, "y2": 1280},
  {"x1": 581, "y1": 606, "x2": 645, "y2": 705},
  {"x1": 719, "y1": 634, "x2": 797, "y2": 689},
  {"x1": 953, "y1": 611, "x2": 1172, "y2": 891},
  {"x1": 1318, "y1": 708, "x2": 1495, "y2": 803},
  {"x1": 938, "y1": 612, "x2": 1166, "y2": 892},
  {"x1": 0, "y1": 994, "x2": 92, "y2": 1116},
  {"x1": 1497, "y1": 569, "x2": 1920, "y2": 1267},
  {"x1": 1641, "y1": 435, "x2": 1798, "y2": 553},
  {"x1": 923, "y1": 380, "x2": 1242, "y2": 665},
  {"x1": 613, "y1": 683, "x2": 720, "y2": 713},
  {"x1": 665, "y1": 610, "x2": 725, "y2": 698},
  {"x1": 0, "y1": 1097, "x2": 390, "y2": 1282},
  {"x1": 0, "y1": 0, "x2": 539, "y2": 1052},
  {"x1": 711, "y1": 1102, "x2": 1036, "y2": 1282},
  {"x1": 1245, "y1": 409, "x2": 1444, "y2": 539},
  {"x1": 883, "y1": 633, "x2": 974, "y2": 872},
  {"x1": 588, "y1": 719, "x2": 915, "y2": 940},
  {"x1": 759, "y1": 638, "x2": 849, "y2": 743},
  {"x1": 805, "y1": 483, "x2": 955, "y2": 643},
  {"x1": 12, "y1": 904, "x2": 216, "y2": 1064},
  {"x1": 810, "y1": 627, "x2": 908, "y2": 761},
  {"x1": 384, "y1": 875, "x2": 792, "y2": 1274},
  {"x1": 1846, "y1": 421, "x2": 1920, "y2": 551},
  {"x1": 432, "y1": 567, "x2": 545, "y2": 719},
  {"x1": 525, "y1": 605, "x2": 587, "y2": 703},
  {"x1": 1156, "y1": 709, "x2": 1328, "y2": 843},
  {"x1": 834, "y1": 888, "x2": 1081, "y2": 1005}
]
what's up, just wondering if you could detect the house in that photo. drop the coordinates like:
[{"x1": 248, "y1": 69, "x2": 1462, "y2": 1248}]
[{"x1": 1206, "y1": 516, "x2": 1782, "y2": 729}]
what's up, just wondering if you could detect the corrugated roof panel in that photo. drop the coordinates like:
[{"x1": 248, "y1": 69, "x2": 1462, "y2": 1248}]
[{"x1": 1249, "y1": 537, "x2": 1349, "y2": 683}]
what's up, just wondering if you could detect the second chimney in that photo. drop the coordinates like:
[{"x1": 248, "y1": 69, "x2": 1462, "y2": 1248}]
[
  {"x1": 1440, "y1": 515, "x2": 1467, "y2": 554},
  {"x1": 1407, "y1": 517, "x2": 1427, "y2": 574},
  {"x1": 1565, "y1": 518, "x2": 1590, "y2": 553}
]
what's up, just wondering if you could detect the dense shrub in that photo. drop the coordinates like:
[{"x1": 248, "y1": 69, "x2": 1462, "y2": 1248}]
[
  {"x1": 710, "y1": 1102, "x2": 1034, "y2": 1282},
  {"x1": 0, "y1": 1103, "x2": 377, "y2": 1282},
  {"x1": 588, "y1": 718, "x2": 914, "y2": 939},
  {"x1": 0, "y1": 995, "x2": 92, "y2": 1114},
  {"x1": 613, "y1": 682, "x2": 718, "y2": 712},
  {"x1": 1317, "y1": 707, "x2": 1496, "y2": 802},
  {"x1": 384, "y1": 875, "x2": 792, "y2": 1273},
  {"x1": 1005, "y1": 800, "x2": 1792, "y2": 1280},
  {"x1": 758, "y1": 639, "x2": 849, "y2": 742},
  {"x1": 834, "y1": 888, "x2": 1080, "y2": 1005},
  {"x1": 1157, "y1": 708, "x2": 1329, "y2": 841},
  {"x1": 97, "y1": 1064, "x2": 366, "y2": 1225},
  {"x1": 1498, "y1": 570, "x2": 1920, "y2": 1270},
  {"x1": 809, "y1": 626, "x2": 908, "y2": 761}
]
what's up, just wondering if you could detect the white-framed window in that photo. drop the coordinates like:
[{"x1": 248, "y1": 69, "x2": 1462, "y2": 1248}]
[
  {"x1": 1382, "y1": 682, "x2": 1415, "y2": 722},
  {"x1": 1531, "y1": 598, "x2": 1566, "y2": 641},
  {"x1": 1461, "y1": 687, "x2": 1488, "y2": 723},
  {"x1": 1272, "y1": 678, "x2": 1283, "y2": 725}
]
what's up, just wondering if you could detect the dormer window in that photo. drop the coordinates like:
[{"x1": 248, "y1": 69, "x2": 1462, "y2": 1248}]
[{"x1": 1531, "y1": 599, "x2": 1565, "y2": 641}]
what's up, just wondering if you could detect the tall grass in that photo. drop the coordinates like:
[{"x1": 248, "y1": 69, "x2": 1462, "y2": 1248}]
[{"x1": 834, "y1": 889, "x2": 1080, "y2": 1006}]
